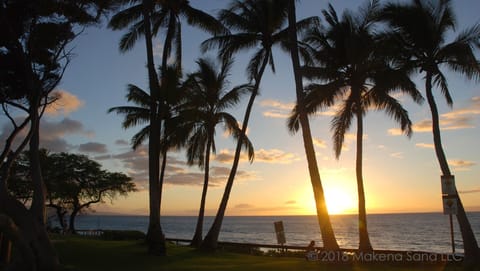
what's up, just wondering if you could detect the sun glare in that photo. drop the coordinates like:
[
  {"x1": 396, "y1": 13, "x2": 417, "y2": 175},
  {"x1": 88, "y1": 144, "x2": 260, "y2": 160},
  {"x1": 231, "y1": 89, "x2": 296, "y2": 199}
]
[
  {"x1": 325, "y1": 188, "x2": 356, "y2": 215},
  {"x1": 301, "y1": 187, "x2": 356, "y2": 215}
]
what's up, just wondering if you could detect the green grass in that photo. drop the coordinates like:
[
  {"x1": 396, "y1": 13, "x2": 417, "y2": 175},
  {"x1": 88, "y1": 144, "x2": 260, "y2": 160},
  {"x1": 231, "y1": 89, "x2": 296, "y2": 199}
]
[{"x1": 53, "y1": 236, "x2": 466, "y2": 271}]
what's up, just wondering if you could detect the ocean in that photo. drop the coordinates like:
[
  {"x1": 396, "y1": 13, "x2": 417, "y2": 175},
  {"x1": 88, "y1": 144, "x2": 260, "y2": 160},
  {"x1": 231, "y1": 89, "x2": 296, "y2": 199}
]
[{"x1": 74, "y1": 213, "x2": 480, "y2": 253}]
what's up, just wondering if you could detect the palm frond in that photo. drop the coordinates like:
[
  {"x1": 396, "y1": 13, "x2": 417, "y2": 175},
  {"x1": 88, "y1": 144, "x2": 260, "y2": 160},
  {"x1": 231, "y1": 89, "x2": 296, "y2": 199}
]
[
  {"x1": 247, "y1": 49, "x2": 268, "y2": 81},
  {"x1": 131, "y1": 126, "x2": 149, "y2": 150},
  {"x1": 119, "y1": 20, "x2": 144, "y2": 52},
  {"x1": 182, "y1": 4, "x2": 227, "y2": 35},
  {"x1": 108, "y1": 4, "x2": 143, "y2": 30},
  {"x1": 369, "y1": 90, "x2": 413, "y2": 137},
  {"x1": 331, "y1": 98, "x2": 355, "y2": 159},
  {"x1": 433, "y1": 71, "x2": 453, "y2": 106}
]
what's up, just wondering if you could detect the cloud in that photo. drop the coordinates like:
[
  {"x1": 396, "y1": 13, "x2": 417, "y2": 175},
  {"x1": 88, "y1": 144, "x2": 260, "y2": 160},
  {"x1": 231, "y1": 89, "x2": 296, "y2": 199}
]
[
  {"x1": 448, "y1": 159, "x2": 476, "y2": 170},
  {"x1": 105, "y1": 145, "x2": 257, "y2": 188},
  {"x1": 115, "y1": 139, "x2": 129, "y2": 145},
  {"x1": 459, "y1": 188, "x2": 480, "y2": 194},
  {"x1": 313, "y1": 138, "x2": 327, "y2": 148},
  {"x1": 45, "y1": 90, "x2": 84, "y2": 116},
  {"x1": 415, "y1": 143, "x2": 434, "y2": 149},
  {"x1": 260, "y1": 99, "x2": 294, "y2": 119},
  {"x1": 234, "y1": 203, "x2": 255, "y2": 209},
  {"x1": 0, "y1": 117, "x2": 93, "y2": 153},
  {"x1": 164, "y1": 167, "x2": 256, "y2": 187},
  {"x1": 285, "y1": 200, "x2": 297, "y2": 205},
  {"x1": 255, "y1": 149, "x2": 300, "y2": 164},
  {"x1": 40, "y1": 118, "x2": 93, "y2": 152},
  {"x1": 78, "y1": 142, "x2": 108, "y2": 153},
  {"x1": 390, "y1": 152, "x2": 404, "y2": 159},
  {"x1": 389, "y1": 96, "x2": 480, "y2": 135},
  {"x1": 213, "y1": 149, "x2": 251, "y2": 164}
]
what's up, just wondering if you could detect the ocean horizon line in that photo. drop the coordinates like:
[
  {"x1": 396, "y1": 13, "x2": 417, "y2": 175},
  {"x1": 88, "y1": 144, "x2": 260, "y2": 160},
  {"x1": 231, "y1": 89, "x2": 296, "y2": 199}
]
[{"x1": 81, "y1": 210, "x2": 480, "y2": 217}]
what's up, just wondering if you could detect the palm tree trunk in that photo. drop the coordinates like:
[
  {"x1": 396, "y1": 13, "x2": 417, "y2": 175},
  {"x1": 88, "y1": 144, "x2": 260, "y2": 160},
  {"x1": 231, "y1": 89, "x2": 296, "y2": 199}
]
[
  {"x1": 143, "y1": 0, "x2": 166, "y2": 256},
  {"x1": 159, "y1": 147, "x2": 168, "y2": 216},
  {"x1": 355, "y1": 109, "x2": 372, "y2": 252},
  {"x1": 425, "y1": 74, "x2": 480, "y2": 266},
  {"x1": 286, "y1": 0, "x2": 339, "y2": 250},
  {"x1": 200, "y1": 55, "x2": 269, "y2": 252},
  {"x1": 191, "y1": 137, "x2": 212, "y2": 247}
]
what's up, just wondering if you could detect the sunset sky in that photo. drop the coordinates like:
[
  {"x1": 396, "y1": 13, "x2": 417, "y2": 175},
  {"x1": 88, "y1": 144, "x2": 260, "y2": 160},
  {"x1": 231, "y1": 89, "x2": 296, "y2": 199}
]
[{"x1": 1, "y1": 0, "x2": 479, "y2": 216}]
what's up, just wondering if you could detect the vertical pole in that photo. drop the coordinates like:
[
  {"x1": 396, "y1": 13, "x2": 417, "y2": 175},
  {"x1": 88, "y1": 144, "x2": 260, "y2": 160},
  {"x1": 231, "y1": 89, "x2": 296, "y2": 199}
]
[{"x1": 449, "y1": 214, "x2": 455, "y2": 254}]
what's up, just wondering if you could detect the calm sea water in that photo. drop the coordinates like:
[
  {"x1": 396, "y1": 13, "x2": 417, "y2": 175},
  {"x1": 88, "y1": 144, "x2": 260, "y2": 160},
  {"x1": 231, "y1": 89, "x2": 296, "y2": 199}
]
[{"x1": 74, "y1": 213, "x2": 480, "y2": 253}]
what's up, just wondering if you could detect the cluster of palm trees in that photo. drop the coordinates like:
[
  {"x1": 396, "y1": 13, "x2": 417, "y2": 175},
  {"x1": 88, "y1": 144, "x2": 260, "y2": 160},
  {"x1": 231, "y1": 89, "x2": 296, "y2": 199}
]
[{"x1": 107, "y1": 0, "x2": 480, "y2": 266}]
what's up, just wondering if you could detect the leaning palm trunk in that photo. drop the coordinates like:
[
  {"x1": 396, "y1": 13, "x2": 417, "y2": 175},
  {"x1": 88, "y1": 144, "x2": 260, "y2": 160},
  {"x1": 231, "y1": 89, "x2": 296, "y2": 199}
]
[
  {"x1": 142, "y1": 0, "x2": 166, "y2": 255},
  {"x1": 200, "y1": 57, "x2": 269, "y2": 251},
  {"x1": 355, "y1": 109, "x2": 373, "y2": 251},
  {"x1": 425, "y1": 74, "x2": 480, "y2": 266},
  {"x1": 286, "y1": 0, "x2": 339, "y2": 250},
  {"x1": 191, "y1": 138, "x2": 213, "y2": 247}
]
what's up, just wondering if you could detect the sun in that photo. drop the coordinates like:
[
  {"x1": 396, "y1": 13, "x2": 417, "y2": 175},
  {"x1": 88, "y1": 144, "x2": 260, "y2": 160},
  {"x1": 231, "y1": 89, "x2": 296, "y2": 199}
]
[
  {"x1": 325, "y1": 188, "x2": 356, "y2": 215},
  {"x1": 301, "y1": 187, "x2": 356, "y2": 215}
]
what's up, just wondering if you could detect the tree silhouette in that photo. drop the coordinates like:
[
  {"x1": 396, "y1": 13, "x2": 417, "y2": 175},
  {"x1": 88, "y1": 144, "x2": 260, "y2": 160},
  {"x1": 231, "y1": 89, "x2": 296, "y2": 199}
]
[
  {"x1": 381, "y1": 0, "x2": 480, "y2": 266},
  {"x1": 286, "y1": 0, "x2": 339, "y2": 250},
  {"x1": 182, "y1": 58, "x2": 253, "y2": 247},
  {"x1": 290, "y1": 0, "x2": 423, "y2": 251}
]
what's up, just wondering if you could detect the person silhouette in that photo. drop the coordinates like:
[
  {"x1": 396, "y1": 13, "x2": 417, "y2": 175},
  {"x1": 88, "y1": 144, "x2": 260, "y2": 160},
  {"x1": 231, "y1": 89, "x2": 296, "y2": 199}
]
[{"x1": 305, "y1": 240, "x2": 318, "y2": 261}]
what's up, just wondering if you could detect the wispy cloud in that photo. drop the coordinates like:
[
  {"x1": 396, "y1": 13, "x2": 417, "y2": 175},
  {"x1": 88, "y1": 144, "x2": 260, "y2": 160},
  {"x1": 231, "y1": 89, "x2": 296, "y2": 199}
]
[
  {"x1": 390, "y1": 152, "x2": 404, "y2": 159},
  {"x1": 313, "y1": 138, "x2": 327, "y2": 148},
  {"x1": 214, "y1": 148, "x2": 299, "y2": 164},
  {"x1": 45, "y1": 90, "x2": 84, "y2": 116},
  {"x1": 459, "y1": 188, "x2": 480, "y2": 194},
  {"x1": 115, "y1": 139, "x2": 129, "y2": 146},
  {"x1": 448, "y1": 159, "x2": 476, "y2": 171},
  {"x1": 389, "y1": 96, "x2": 480, "y2": 135},
  {"x1": 260, "y1": 99, "x2": 294, "y2": 119},
  {"x1": 78, "y1": 142, "x2": 108, "y2": 154},
  {"x1": 101, "y1": 145, "x2": 257, "y2": 189},
  {"x1": 415, "y1": 143, "x2": 434, "y2": 149},
  {"x1": 255, "y1": 149, "x2": 300, "y2": 164}
]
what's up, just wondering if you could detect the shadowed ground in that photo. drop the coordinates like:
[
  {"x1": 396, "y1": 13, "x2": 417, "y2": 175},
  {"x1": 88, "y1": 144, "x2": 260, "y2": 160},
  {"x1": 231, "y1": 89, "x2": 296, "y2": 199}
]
[{"x1": 49, "y1": 235, "x2": 469, "y2": 271}]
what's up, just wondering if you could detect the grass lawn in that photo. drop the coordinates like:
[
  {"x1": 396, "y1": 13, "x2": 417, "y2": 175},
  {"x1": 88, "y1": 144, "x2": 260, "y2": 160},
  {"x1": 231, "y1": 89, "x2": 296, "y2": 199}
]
[{"x1": 53, "y1": 236, "x2": 465, "y2": 271}]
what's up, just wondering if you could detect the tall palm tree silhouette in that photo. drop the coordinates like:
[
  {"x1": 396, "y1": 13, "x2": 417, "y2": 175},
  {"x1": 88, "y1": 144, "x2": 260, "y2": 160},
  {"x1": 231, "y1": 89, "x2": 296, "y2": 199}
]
[
  {"x1": 290, "y1": 0, "x2": 423, "y2": 251},
  {"x1": 182, "y1": 58, "x2": 253, "y2": 247},
  {"x1": 109, "y1": 0, "x2": 223, "y2": 254},
  {"x1": 381, "y1": 0, "x2": 480, "y2": 266}
]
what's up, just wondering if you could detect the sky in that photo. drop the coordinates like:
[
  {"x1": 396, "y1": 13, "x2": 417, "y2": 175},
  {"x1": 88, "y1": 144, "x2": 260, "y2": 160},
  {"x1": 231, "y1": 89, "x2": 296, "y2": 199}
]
[{"x1": 1, "y1": 0, "x2": 479, "y2": 217}]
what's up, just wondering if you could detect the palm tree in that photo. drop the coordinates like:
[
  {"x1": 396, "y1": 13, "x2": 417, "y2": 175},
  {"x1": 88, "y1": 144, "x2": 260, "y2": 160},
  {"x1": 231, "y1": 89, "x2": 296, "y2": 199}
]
[
  {"x1": 108, "y1": 0, "x2": 223, "y2": 255},
  {"x1": 109, "y1": 0, "x2": 165, "y2": 255},
  {"x1": 286, "y1": 0, "x2": 339, "y2": 250},
  {"x1": 108, "y1": 0, "x2": 225, "y2": 75},
  {"x1": 290, "y1": 1, "x2": 423, "y2": 251},
  {"x1": 108, "y1": 66, "x2": 186, "y2": 254},
  {"x1": 381, "y1": 0, "x2": 480, "y2": 265},
  {"x1": 181, "y1": 58, "x2": 254, "y2": 247},
  {"x1": 198, "y1": 0, "x2": 291, "y2": 251}
]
